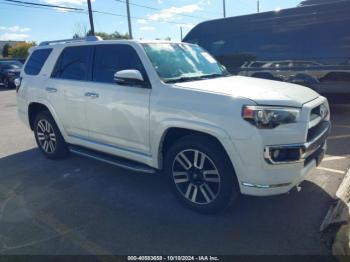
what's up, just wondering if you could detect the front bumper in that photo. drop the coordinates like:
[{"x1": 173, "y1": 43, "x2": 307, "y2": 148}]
[
  {"x1": 263, "y1": 121, "x2": 330, "y2": 165},
  {"x1": 223, "y1": 96, "x2": 330, "y2": 197}
]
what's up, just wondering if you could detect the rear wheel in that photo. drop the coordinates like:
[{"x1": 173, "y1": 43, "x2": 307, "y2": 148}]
[
  {"x1": 34, "y1": 111, "x2": 68, "y2": 159},
  {"x1": 165, "y1": 135, "x2": 239, "y2": 213}
]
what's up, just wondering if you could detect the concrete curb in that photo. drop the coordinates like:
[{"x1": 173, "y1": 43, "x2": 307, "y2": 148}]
[
  {"x1": 320, "y1": 169, "x2": 350, "y2": 231},
  {"x1": 321, "y1": 168, "x2": 350, "y2": 259}
]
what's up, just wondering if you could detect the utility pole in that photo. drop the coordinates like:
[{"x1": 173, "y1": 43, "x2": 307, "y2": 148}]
[
  {"x1": 257, "y1": 0, "x2": 260, "y2": 13},
  {"x1": 223, "y1": 0, "x2": 226, "y2": 18},
  {"x1": 180, "y1": 26, "x2": 183, "y2": 41},
  {"x1": 87, "y1": 0, "x2": 95, "y2": 35},
  {"x1": 126, "y1": 0, "x2": 133, "y2": 39}
]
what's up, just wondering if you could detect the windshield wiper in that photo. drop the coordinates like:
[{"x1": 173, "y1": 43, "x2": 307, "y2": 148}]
[
  {"x1": 198, "y1": 73, "x2": 230, "y2": 80},
  {"x1": 164, "y1": 73, "x2": 230, "y2": 83},
  {"x1": 164, "y1": 76, "x2": 204, "y2": 83}
]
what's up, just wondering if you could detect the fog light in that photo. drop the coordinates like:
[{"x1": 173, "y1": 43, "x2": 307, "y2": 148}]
[
  {"x1": 272, "y1": 149, "x2": 280, "y2": 159},
  {"x1": 267, "y1": 147, "x2": 303, "y2": 164}
]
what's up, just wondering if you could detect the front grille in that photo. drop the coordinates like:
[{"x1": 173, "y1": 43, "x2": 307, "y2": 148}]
[
  {"x1": 307, "y1": 121, "x2": 329, "y2": 142},
  {"x1": 304, "y1": 142, "x2": 325, "y2": 167},
  {"x1": 307, "y1": 102, "x2": 329, "y2": 142}
]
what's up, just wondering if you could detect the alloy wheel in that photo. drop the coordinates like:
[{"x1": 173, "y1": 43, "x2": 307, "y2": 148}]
[
  {"x1": 172, "y1": 149, "x2": 221, "y2": 205},
  {"x1": 36, "y1": 119, "x2": 57, "y2": 154}
]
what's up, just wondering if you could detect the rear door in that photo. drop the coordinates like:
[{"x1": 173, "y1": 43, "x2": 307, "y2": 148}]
[{"x1": 48, "y1": 45, "x2": 93, "y2": 139}]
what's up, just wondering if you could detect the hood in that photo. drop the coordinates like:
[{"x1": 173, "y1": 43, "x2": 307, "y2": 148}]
[{"x1": 174, "y1": 76, "x2": 319, "y2": 107}]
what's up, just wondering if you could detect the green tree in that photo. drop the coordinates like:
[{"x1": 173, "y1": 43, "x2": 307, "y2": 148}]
[
  {"x1": 109, "y1": 31, "x2": 129, "y2": 40},
  {"x1": 8, "y1": 42, "x2": 36, "y2": 58},
  {"x1": 72, "y1": 33, "x2": 81, "y2": 39},
  {"x1": 2, "y1": 43, "x2": 10, "y2": 58},
  {"x1": 83, "y1": 31, "x2": 130, "y2": 40}
]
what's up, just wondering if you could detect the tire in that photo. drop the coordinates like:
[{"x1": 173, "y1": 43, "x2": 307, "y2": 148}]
[
  {"x1": 164, "y1": 135, "x2": 239, "y2": 213},
  {"x1": 3, "y1": 78, "x2": 11, "y2": 89},
  {"x1": 34, "y1": 111, "x2": 69, "y2": 159}
]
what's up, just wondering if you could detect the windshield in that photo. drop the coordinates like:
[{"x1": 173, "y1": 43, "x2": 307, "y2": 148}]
[
  {"x1": 142, "y1": 43, "x2": 229, "y2": 83},
  {"x1": 0, "y1": 61, "x2": 23, "y2": 69}
]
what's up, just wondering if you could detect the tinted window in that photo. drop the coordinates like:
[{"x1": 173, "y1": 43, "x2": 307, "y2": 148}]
[
  {"x1": 24, "y1": 49, "x2": 52, "y2": 75},
  {"x1": 93, "y1": 44, "x2": 146, "y2": 83},
  {"x1": 52, "y1": 46, "x2": 91, "y2": 80},
  {"x1": 320, "y1": 72, "x2": 350, "y2": 82}
]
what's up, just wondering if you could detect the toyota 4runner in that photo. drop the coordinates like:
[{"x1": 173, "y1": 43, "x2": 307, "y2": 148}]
[{"x1": 16, "y1": 36, "x2": 330, "y2": 213}]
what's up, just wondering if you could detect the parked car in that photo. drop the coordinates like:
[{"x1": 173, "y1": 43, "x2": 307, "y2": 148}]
[
  {"x1": 17, "y1": 37, "x2": 330, "y2": 213},
  {"x1": 0, "y1": 60, "x2": 23, "y2": 88},
  {"x1": 183, "y1": 0, "x2": 350, "y2": 103}
]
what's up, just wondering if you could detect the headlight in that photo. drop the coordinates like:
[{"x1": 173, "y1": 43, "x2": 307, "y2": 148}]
[{"x1": 242, "y1": 105, "x2": 300, "y2": 129}]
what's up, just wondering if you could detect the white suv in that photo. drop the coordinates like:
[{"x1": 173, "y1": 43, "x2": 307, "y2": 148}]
[{"x1": 16, "y1": 36, "x2": 330, "y2": 213}]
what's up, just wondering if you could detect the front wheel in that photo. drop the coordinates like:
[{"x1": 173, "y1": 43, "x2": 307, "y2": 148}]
[{"x1": 165, "y1": 135, "x2": 239, "y2": 213}]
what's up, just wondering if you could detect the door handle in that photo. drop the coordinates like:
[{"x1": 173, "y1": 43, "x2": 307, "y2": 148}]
[
  {"x1": 45, "y1": 87, "x2": 57, "y2": 93},
  {"x1": 84, "y1": 92, "x2": 99, "y2": 98}
]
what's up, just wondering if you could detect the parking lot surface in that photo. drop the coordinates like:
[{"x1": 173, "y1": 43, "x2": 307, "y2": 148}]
[{"x1": 0, "y1": 87, "x2": 349, "y2": 257}]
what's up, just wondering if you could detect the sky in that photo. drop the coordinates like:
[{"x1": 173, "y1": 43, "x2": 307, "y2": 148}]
[{"x1": 0, "y1": 0, "x2": 301, "y2": 43}]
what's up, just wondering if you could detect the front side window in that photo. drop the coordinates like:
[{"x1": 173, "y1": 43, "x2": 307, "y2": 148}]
[
  {"x1": 93, "y1": 44, "x2": 147, "y2": 83},
  {"x1": 52, "y1": 46, "x2": 91, "y2": 81},
  {"x1": 142, "y1": 43, "x2": 229, "y2": 83},
  {"x1": 24, "y1": 49, "x2": 52, "y2": 75}
]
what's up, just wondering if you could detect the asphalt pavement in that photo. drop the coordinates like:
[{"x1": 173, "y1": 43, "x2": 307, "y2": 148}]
[{"x1": 0, "y1": 87, "x2": 349, "y2": 257}]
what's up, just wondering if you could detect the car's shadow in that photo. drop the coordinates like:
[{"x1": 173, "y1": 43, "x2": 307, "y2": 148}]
[{"x1": 0, "y1": 148, "x2": 344, "y2": 259}]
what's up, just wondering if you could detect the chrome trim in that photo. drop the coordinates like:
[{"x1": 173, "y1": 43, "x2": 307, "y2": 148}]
[
  {"x1": 84, "y1": 92, "x2": 99, "y2": 98},
  {"x1": 45, "y1": 87, "x2": 57, "y2": 93},
  {"x1": 264, "y1": 121, "x2": 330, "y2": 165},
  {"x1": 264, "y1": 146, "x2": 304, "y2": 165},
  {"x1": 242, "y1": 182, "x2": 292, "y2": 188},
  {"x1": 308, "y1": 103, "x2": 329, "y2": 128},
  {"x1": 308, "y1": 115, "x2": 322, "y2": 129}
]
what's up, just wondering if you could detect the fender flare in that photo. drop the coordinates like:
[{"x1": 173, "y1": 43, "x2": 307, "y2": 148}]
[
  {"x1": 28, "y1": 98, "x2": 69, "y2": 141},
  {"x1": 151, "y1": 118, "x2": 232, "y2": 168}
]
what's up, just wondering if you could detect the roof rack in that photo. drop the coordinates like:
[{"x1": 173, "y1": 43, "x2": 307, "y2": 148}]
[{"x1": 39, "y1": 35, "x2": 102, "y2": 46}]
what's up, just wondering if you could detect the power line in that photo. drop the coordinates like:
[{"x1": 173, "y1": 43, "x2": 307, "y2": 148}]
[
  {"x1": 0, "y1": 0, "x2": 194, "y2": 26},
  {"x1": 0, "y1": 1, "x2": 86, "y2": 14},
  {"x1": 114, "y1": 0, "x2": 207, "y2": 20},
  {"x1": 4, "y1": 0, "x2": 84, "y2": 11},
  {"x1": 131, "y1": 0, "x2": 221, "y2": 16}
]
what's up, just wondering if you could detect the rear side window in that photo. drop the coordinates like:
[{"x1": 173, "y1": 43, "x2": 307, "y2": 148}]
[
  {"x1": 92, "y1": 44, "x2": 147, "y2": 83},
  {"x1": 24, "y1": 49, "x2": 52, "y2": 75},
  {"x1": 52, "y1": 46, "x2": 92, "y2": 81}
]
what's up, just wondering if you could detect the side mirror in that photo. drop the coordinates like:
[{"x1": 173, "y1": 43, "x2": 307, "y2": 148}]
[{"x1": 114, "y1": 69, "x2": 145, "y2": 86}]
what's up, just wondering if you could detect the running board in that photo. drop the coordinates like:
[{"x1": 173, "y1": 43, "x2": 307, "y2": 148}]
[{"x1": 69, "y1": 146, "x2": 156, "y2": 174}]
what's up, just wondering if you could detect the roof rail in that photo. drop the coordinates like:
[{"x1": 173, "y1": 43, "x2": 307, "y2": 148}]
[{"x1": 39, "y1": 35, "x2": 103, "y2": 46}]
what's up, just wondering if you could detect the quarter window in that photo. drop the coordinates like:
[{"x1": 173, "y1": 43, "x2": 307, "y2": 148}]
[
  {"x1": 24, "y1": 49, "x2": 52, "y2": 75},
  {"x1": 92, "y1": 44, "x2": 146, "y2": 83},
  {"x1": 52, "y1": 46, "x2": 92, "y2": 80}
]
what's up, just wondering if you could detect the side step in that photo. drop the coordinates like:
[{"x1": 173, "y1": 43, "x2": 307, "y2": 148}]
[{"x1": 69, "y1": 146, "x2": 156, "y2": 174}]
